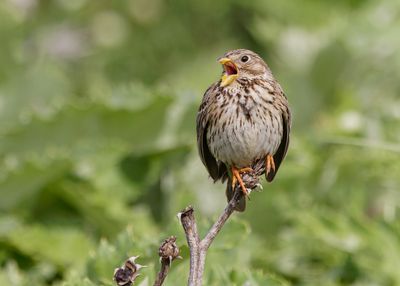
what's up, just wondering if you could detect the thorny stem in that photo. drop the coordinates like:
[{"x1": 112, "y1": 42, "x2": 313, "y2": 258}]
[{"x1": 179, "y1": 190, "x2": 242, "y2": 286}]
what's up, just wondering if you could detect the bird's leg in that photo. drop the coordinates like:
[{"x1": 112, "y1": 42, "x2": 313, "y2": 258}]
[
  {"x1": 231, "y1": 166, "x2": 253, "y2": 196},
  {"x1": 265, "y1": 154, "x2": 276, "y2": 176}
]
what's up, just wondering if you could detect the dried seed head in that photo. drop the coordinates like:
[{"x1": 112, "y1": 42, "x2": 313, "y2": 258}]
[
  {"x1": 113, "y1": 256, "x2": 144, "y2": 286},
  {"x1": 158, "y1": 236, "x2": 181, "y2": 264}
]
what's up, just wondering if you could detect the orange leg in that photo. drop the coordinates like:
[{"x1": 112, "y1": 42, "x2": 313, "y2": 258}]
[
  {"x1": 231, "y1": 166, "x2": 253, "y2": 196},
  {"x1": 265, "y1": 154, "x2": 276, "y2": 176}
]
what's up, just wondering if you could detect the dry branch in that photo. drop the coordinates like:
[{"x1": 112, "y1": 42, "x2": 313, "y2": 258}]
[{"x1": 179, "y1": 189, "x2": 244, "y2": 286}]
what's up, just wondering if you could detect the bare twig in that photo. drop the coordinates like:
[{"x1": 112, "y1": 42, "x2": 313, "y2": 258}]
[
  {"x1": 154, "y1": 236, "x2": 181, "y2": 286},
  {"x1": 154, "y1": 261, "x2": 170, "y2": 286},
  {"x1": 179, "y1": 190, "x2": 243, "y2": 286},
  {"x1": 179, "y1": 206, "x2": 201, "y2": 285},
  {"x1": 201, "y1": 190, "x2": 241, "y2": 250}
]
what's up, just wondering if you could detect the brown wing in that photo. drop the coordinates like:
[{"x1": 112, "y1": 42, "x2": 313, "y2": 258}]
[
  {"x1": 196, "y1": 84, "x2": 227, "y2": 182},
  {"x1": 266, "y1": 100, "x2": 291, "y2": 182}
]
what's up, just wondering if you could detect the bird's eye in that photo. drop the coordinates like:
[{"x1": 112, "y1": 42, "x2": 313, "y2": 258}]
[{"x1": 241, "y1": 55, "x2": 250, "y2": 63}]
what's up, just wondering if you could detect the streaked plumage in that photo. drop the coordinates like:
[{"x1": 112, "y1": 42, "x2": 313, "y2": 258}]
[{"x1": 196, "y1": 49, "x2": 291, "y2": 211}]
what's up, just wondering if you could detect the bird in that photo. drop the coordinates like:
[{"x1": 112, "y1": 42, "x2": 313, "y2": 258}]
[{"x1": 196, "y1": 49, "x2": 291, "y2": 211}]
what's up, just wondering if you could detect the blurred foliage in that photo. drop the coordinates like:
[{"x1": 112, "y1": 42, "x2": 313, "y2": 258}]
[{"x1": 0, "y1": 0, "x2": 400, "y2": 285}]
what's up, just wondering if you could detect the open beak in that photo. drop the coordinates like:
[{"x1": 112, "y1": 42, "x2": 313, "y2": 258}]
[{"x1": 218, "y1": 57, "x2": 238, "y2": 87}]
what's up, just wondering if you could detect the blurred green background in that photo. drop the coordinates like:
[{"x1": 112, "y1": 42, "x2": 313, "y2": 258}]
[{"x1": 1, "y1": 0, "x2": 400, "y2": 285}]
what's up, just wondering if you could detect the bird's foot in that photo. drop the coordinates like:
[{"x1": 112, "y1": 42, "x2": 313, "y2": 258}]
[
  {"x1": 231, "y1": 166, "x2": 254, "y2": 197},
  {"x1": 265, "y1": 154, "x2": 276, "y2": 176}
]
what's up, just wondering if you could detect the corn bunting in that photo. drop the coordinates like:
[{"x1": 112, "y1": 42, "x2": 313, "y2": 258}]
[{"x1": 196, "y1": 49, "x2": 291, "y2": 211}]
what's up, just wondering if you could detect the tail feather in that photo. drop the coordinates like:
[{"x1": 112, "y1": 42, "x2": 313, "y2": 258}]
[{"x1": 225, "y1": 178, "x2": 246, "y2": 212}]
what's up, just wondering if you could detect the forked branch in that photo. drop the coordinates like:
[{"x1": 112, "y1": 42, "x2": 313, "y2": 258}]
[
  {"x1": 179, "y1": 189, "x2": 243, "y2": 286},
  {"x1": 114, "y1": 174, "x2": 257, "y2": 286}
]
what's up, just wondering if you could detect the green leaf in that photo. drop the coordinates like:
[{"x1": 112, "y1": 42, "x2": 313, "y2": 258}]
[
  {"x1": 0, "y1": 159, "x2": 70, "y2": 211},
  {"x1": 6, "y1": 225, "x2": 92, "y2": 268},
  {"x1": 0, "y1": 96, "x2": 172, "y2": 158}
]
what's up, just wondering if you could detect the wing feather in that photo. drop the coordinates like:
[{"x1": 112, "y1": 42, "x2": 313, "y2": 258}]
[
  {"x1": 266, "y1": 99, "x2": 291, "y2": 182},
  {"x1": 196, "y1": 84, "x2": 226, "y2": 181}
]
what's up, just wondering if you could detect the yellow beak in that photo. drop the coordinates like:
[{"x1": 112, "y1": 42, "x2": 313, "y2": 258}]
[
  {"x1": 218, "y1": 58, "x2": 238, "y2": 87},
  {"x1": 218, "y1": 57, "x2": 232, "y2": 65}
]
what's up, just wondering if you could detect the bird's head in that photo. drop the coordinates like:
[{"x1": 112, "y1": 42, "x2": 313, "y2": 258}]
[{"x1": 218, "y1": 49, "x2": 269, "y2": 87}]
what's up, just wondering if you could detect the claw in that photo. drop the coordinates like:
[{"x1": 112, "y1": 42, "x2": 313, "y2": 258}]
[
  {"x1": 266, "y1": 154, "x2": 275, "y2": 176},
  {"x1": 231, "y1": 166, "x2": 254, "y2": 197}
]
